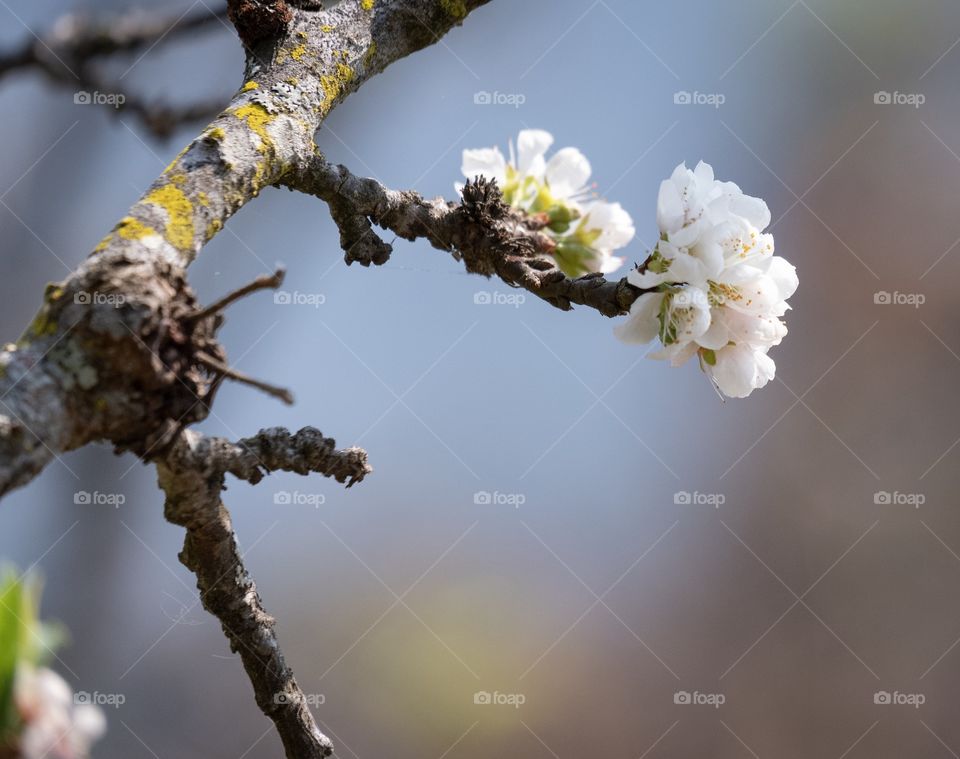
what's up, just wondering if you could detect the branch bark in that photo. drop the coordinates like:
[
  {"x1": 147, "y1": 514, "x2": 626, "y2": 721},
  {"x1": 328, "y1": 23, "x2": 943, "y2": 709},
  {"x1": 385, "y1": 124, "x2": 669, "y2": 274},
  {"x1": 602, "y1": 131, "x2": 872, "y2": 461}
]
[
  {"x1": 0, "y1": 0, "x2": 491, "y2": 498},
  {"x1": 0, "y1": 3, "x2": 608, "y2": 757},
  {"x1": 158, "y1": 427, "x2": 370, "y2": 758},
  {"x1": 0, "y1": 5, "x2": 232, "y2": 138},
  {"x1": 283, "y1": 156, "x2": 649, "y2": 315},
  {"x1": 0, "y1": 4, "x2": 492, "y2": 755}
]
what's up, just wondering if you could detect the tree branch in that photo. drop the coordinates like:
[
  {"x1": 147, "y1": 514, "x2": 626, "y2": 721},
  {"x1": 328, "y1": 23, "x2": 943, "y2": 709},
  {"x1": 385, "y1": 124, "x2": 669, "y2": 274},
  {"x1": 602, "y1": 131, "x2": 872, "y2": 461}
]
[
  {"x1": 0, "y1": 5, "x2": 232, "y2": 138},
  {"x1": 0, "y1": 4, "x2": 489, "y2": 757},
  {"x1": 283, "y1": 156, "x2": 649, "y2": 315},
  {"x1": 0, "y1": 0, "x2": 491, "y2": 498},
  {"x1": 0, "y1": 6, "x2": 228, "y2": 79},
  {"x1": 158, "y1": 427, "x2": 370, "y2": 759}
]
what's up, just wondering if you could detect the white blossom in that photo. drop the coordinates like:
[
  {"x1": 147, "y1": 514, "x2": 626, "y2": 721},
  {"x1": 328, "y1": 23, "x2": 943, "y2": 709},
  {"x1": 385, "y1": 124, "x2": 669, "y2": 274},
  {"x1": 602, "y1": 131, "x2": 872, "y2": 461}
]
[
  {"x1": 460, "y1": 129, "x2": 634, "y2": 276},
  {"x1": 615, "y1": 161, "x2": 797, "y2": 398},
  {"x1": 14, "y1": 665, "x2": 106, "y2": 759}
]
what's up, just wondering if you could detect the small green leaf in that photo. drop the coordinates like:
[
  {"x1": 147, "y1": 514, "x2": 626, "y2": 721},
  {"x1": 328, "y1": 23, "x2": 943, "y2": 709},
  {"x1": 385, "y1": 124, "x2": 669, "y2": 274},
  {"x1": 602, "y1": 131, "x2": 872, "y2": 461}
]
[
  {"x1": 645, "y1": 249, "x2": 671, "y2": 274},
  {"x1": 0, "y1": 569, "x2": 64, "y2": 743}
]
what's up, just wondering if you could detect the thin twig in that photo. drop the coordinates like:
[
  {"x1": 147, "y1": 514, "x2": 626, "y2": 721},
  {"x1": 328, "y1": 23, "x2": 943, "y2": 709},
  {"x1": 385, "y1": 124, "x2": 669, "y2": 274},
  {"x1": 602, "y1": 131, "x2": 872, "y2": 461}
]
[
  {"x1": 195, "y1": 352, "x2": 294, "y2": 405},
  {"x1": 187, "y1": 267, "x2": 286, "y2": 323}
]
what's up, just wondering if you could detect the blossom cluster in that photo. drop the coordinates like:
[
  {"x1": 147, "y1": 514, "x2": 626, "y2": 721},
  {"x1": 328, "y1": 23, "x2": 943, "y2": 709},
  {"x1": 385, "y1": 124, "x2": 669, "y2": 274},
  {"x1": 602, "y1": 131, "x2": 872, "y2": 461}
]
[
  {"x1": 460, "y1": 129, "x2": 635, "y2": 277},
  {"x1": 614, "y1": 161, "x2": 797, "y2": 398},
  {"x1": 14, "y1": 666, "x2": 106, "y2": 759},
  {"x1": 0, "y1": 570, "x2": 105, "y2": 759}
]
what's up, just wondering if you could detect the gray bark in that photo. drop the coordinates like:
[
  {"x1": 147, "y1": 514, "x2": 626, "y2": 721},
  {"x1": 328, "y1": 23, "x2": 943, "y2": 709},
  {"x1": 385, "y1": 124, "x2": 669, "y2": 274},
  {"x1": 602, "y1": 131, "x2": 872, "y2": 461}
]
[{"x1": 0, "y1": 2, "x2": 646, "y2": 756}]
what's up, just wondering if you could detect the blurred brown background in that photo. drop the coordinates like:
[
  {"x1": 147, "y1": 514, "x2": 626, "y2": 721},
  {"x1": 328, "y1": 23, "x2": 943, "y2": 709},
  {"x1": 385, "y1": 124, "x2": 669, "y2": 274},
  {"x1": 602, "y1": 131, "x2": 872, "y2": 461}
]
[{"x1": 3, "y1": 0, "x2": 960, "y2": 757}]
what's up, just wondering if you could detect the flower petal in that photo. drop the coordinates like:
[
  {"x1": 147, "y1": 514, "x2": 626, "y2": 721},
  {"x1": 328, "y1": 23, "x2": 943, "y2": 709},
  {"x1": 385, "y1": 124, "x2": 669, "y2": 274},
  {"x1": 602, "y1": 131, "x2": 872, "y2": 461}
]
[
  {"x1": 614, "y1": 292, "x2": 664, "y2": 345},
  {"x1": 461, "y1": 147, "x2": 507, "y2": 185},
  {"x1": 545, "y1": 147, "x2": 592, "y2": 199},
  {"x1": 709, "y1": 344, "x2": 776, "y2": 398},
  {"x1": 516, "y1": 129, "x2": 553, "y2": 178}
]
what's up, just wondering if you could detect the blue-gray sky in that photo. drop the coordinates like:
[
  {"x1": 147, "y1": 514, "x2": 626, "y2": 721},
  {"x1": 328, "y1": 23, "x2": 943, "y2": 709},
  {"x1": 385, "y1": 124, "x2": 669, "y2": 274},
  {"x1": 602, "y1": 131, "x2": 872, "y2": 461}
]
[{"x1": 3, "y1": 1, "x2": 960, "y2": 757}]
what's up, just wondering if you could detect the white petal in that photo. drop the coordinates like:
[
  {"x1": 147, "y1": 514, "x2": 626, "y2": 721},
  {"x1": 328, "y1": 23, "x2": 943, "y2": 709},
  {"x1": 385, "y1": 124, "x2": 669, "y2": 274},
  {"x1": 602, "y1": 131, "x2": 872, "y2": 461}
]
[
  {"x1": 598, "y1": 255, "x2": 624, "y2": 274},
  {"x1": 709, "y1": 344, "x2": 775, "y2": 398},
  {"x1": 657, "y1": 177, "x2": 686, "y2": 234},
  {"x1": 668, "y1": 286, "x2": 712, "y2": 341},
  {"x1": 711, "y1": 308, "x2": 787, "y2": 347},
  {"x1": 34, "y1": 669, "x2": 73, "y2": 712},
  {"x1": 668, "y1": 217, "x2": 704, "y2": 248},
  {"x1": 516, "y1": 129, "x2": 553, "y2": 177},
  {"x1": 614, "y1": 292, "x2": 663, "y2": 345},
  {"x1": 731, "y1": 192, "x2": 771, "y2": 231},
  {"x1": 545, "y1": 147, "x2": 592, "y2": 199},
  {"x1": 696, "y1": 316, "x2": 730, "y2": 350},
  {"x1": 764, "y1": 256, "x2": 799, "y2": 301},
  {"x1": 666, "y1": 250, "x2": 711, "y2": 285},
  {"x1": 461, "y1": 147, "x2": 507, "y2": 185},
  {"x1": 628, "y1": 267, "x2": 670, "y2": 289},
  {"x1": 586, "y1": 201, "x2": 635, "y2": 249},
  {"x1": 73, "y1": 704, "x2": 107, "y2": 743},
  {"x1": 649, "y1": 341, "x2": 698, "y2": 366},
  {"x1": 693, "y1": 161, "x2": 715, "y2": 184}
]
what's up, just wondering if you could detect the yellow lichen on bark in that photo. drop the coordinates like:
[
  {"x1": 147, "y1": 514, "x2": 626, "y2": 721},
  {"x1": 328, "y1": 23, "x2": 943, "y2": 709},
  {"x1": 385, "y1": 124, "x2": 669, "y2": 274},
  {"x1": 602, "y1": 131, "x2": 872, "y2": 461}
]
[
  {"x1": 320, "y1": 63, "x2": 355, "y2": 112},
  {"x1": 115, "y1": 216, "x2": 159, "y2": 241},
  {"x1": 143, "y1": 179, "x2": 195, "y2": 252}
]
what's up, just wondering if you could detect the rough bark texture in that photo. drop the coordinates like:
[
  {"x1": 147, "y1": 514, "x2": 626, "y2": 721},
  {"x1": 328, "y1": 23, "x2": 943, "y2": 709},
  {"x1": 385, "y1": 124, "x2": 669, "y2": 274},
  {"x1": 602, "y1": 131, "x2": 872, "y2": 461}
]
[
  {"x1": 0, "y1": 0, "x2": 491, "y2": 499},
  {"x1": 0, "y1": 2, "x2": 647, "y2": 756},
  {"x1": 0, "y1": 5, "x2": 230, "y2": 138},
  {"x1": 283, "y1": 158, "x2": 649, "y2": 313},
  {"x1": 158, "y1": 427, "x2": 369, "y2": 758}
]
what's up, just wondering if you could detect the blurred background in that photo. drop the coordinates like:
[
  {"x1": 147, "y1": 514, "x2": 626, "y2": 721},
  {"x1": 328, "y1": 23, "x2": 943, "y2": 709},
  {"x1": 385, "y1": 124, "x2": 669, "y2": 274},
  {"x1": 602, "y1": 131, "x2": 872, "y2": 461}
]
[{"x1": 2, "y1": 0, "x2": 960, "y2": 756}]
